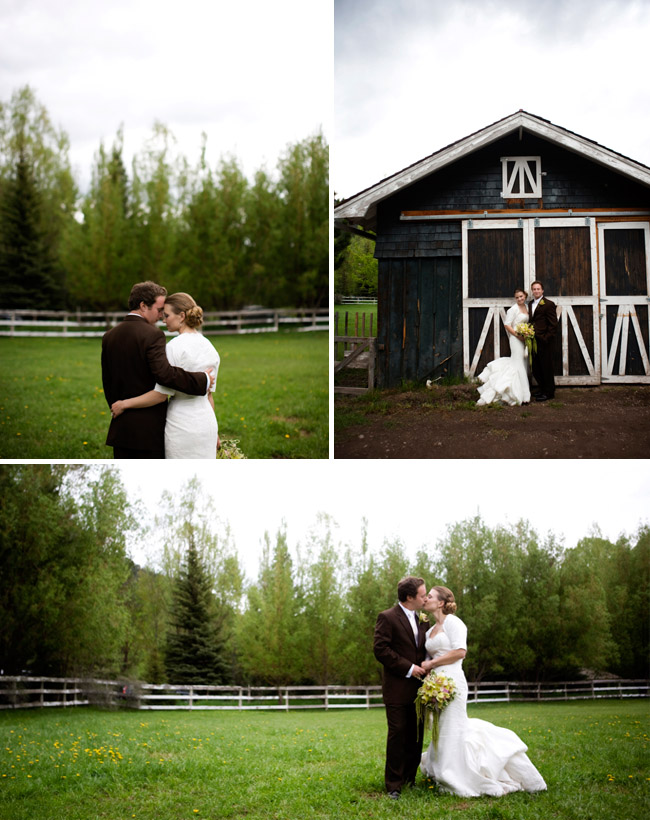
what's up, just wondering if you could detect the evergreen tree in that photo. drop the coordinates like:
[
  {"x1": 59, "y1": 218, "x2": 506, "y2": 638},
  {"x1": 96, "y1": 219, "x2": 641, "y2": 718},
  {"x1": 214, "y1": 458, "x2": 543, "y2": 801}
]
[
  {"x1": 165, "y1": 536, "x2": 229, "y2": 684},
  {"x1": 0, "y1": 148, "x2": 63, "y2": 307}
]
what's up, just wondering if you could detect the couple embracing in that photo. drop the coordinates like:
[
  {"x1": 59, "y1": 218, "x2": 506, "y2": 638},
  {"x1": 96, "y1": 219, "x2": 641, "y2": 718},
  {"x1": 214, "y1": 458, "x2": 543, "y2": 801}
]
[
  {"x1": 101, "y1": 281, "x2": 219, "y2": 459},
  {"x1": 476, "y1": 280, "x2": 557, "y2": 406},
  {"x1": 373, "y1": 576, "x2": 546, "y2": 799}
]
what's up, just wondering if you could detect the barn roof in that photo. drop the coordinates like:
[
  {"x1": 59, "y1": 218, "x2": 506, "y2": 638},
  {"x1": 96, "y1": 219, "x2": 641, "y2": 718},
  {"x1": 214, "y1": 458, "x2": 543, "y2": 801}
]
[{"x1": 334, "y1": 110, "x2": 650, "y2": 231}]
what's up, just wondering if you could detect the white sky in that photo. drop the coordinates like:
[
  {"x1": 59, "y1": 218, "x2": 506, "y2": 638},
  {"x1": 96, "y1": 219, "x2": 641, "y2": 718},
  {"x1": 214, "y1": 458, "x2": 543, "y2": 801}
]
[
  {"x1": 0, "y1": 0, "x2": 332, "y2": 191},
  {"x1": 112, "y1": 460, "x2": 650, "y2": 580},
  {"x1": 334, "y1": 0, "x2": 650, "y2": 199}
]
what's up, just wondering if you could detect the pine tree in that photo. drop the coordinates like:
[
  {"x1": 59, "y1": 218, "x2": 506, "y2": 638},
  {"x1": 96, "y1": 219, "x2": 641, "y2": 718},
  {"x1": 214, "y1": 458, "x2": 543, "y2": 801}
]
[
  {"x1": 164, "y1": 537, "x2": 229, "y2": 685},
  {"x1": 0, "y1": 148, "x2": 63, "y2": 308}
]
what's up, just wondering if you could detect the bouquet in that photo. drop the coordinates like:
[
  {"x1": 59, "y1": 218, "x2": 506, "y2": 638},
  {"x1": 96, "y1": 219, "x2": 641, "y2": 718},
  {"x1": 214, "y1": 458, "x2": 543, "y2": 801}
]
[
  {"x1": 414, "y1": 671, "x2": 457, "y2": 748},
  {"x1": 216, "y1": 439, "x2": 247, "y2": 459},
  {"x1": 515, "y1": 321, "x2": 537, "y2": 358}
]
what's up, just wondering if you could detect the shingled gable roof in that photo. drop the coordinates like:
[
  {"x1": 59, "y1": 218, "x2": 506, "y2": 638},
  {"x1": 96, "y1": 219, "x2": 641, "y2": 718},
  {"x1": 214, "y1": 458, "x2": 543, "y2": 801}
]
[{"x1": 334, "y1": 110, "x2": 650, "y2": 231}]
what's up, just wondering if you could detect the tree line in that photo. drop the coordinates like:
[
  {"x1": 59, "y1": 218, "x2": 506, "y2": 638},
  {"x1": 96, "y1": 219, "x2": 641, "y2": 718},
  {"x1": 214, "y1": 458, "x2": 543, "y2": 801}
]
[
  {"x1": 0, "y1": 86, "x2": 328, "y2": 312},
  {"x1": 1, "y1": 465, "x2": 648, "y2": 685},
  {"x1": 334, "y1": 219, "x2": 378, "y2": 299}
]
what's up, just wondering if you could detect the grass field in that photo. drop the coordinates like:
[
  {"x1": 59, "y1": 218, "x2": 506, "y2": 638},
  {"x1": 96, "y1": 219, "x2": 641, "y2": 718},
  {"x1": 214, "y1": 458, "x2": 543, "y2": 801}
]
[
  {"x1": 334, "y1": 305, "x2": 377, "y2": 337},
  {"x1": 0, "y1": 333, "x2": 328, "y2": 459},
  {"x1": 0, "y1": 700, "x2": 648, "y2": 820}
]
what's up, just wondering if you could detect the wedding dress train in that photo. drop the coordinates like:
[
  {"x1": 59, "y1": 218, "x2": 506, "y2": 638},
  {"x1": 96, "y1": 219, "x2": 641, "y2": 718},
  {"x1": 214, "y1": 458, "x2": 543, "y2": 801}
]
[
  {"x1": 420, "y1": 616, "x2": 547, "y2": 798},
  {"x1": 476, "y1": 305, "x2": 530, "y2": 406}
]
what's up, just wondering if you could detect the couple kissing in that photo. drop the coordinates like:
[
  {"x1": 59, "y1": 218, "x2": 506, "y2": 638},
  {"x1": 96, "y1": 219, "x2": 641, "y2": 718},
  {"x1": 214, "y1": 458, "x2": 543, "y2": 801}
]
[{"x1": 373, "y1": 576, "x2": 546, "y2": 799}]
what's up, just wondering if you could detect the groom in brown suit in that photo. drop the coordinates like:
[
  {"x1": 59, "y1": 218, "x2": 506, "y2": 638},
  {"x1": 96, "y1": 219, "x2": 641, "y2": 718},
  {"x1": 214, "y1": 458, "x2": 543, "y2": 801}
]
[
  {"x1": 101, "y1": 281, "x2": 212, "y2": 458},
  {"x1": 373, "y1": 576, "x2": 428, "y2": 799},
  {"x1": 529, "y1": 280, "x2": 558, "y2": 401}
]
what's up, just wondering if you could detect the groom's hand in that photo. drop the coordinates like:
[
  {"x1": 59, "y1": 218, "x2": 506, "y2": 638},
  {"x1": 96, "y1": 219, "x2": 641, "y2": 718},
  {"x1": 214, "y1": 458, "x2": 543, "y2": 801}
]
[
  {"x1": 204, "y1": 369, "x2": 216, "y2": 390},
  {"x1": 412, "y1": 665, "x2": 426, "y2": 679}
]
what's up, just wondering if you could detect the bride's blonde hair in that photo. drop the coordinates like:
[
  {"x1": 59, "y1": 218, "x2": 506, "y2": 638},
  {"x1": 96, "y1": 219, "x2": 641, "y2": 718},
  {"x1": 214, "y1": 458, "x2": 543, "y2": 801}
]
[
  {"x1": 165, "y1": 292, "x2": 203, "y2": 329},
  {"x1": 433, "y1": 586, "x2": 457, "y2": 615}
]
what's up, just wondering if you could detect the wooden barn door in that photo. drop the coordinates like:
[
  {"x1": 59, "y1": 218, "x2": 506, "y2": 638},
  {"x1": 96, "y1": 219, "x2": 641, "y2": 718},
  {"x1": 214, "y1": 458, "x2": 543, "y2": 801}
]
[
  {"x1": 463, "y1": 218, "x2": 600, "y2": 384},
  {"x1": 462, "y1": 220, "x2": 526, "y2": 377},
  {"x1": 597, "y1": 222, "x2": 650, "y2": 383}
]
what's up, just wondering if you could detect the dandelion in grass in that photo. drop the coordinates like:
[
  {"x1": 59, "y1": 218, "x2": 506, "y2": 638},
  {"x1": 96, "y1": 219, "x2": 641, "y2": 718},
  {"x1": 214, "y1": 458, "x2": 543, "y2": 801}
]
[{"x1": 414, "y1": 671, "x2": 457, "y2": 748}]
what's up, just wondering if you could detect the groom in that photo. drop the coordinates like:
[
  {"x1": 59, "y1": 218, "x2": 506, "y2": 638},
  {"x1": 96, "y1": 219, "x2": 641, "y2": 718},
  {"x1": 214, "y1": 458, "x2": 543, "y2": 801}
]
[
  {"x1": 373, "y1": 576, "x2": 428, "y2": 800},
  {"x1": 529, "y1": 280, "x2": 558, "y2": 401},
  {"x1": 101, "y1": 280, "x2": 213, "y2": 459}
]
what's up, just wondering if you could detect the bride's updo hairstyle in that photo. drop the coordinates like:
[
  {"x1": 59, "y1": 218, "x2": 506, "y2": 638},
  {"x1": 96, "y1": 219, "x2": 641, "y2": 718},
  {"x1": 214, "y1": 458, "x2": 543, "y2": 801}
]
[
  {"x1": 165, "y1": 292, "x2": 204, "y2": 329},
  {"x1": 433, "y1": 586, "x2": 457, "y2": 615},
  {"x1": 514, "y1": 288, "x2": 527, "y2": 298}
]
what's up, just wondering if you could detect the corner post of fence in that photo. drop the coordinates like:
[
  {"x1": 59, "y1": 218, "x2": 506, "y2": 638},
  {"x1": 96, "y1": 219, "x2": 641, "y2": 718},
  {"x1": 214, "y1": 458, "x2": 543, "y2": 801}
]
[{"x1": 368, "y1": 338, "x2": 376, "y2": 389}]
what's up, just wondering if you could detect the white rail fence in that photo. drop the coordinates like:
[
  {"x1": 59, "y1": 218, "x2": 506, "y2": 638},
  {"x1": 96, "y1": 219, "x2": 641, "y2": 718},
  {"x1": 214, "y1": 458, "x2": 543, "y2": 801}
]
[
  {"x1": 1, "y1": 677, "x2": 648, "y2": 711},
  {"x1": 338, "y1": 297, "x2": 378, "y2": 305},
  {"x1": 0, "y1": 308, "x2": 329, "y2": 338}
]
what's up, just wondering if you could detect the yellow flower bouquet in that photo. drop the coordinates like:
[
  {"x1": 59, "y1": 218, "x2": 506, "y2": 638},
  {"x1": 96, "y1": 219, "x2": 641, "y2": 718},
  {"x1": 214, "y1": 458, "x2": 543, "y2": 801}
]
[
  {"x1": 515, "y1": 321, "x2": 537, "y2": 357},
  {"x1": 216, "y1": 439, "x2": 247, "y2": 459},
  {"x1": 415, "y1": 671, "x2": 457, "y2": 747}
]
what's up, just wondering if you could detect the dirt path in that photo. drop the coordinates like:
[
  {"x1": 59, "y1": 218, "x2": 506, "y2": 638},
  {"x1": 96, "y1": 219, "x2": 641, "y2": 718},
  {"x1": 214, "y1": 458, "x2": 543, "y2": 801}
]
[{"x1": 334, "y1": 384, "x2": 650, "y2": 459}]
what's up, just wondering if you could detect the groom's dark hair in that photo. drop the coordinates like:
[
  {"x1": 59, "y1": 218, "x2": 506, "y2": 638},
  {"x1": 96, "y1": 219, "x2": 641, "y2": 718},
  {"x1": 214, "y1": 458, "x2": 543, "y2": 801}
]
[
  {"x1": 397, "y1": 576, "x2": 425, "y2": 602},
  {"x1": 128, "y1": 281, "x2": 167, "y2": 310}
]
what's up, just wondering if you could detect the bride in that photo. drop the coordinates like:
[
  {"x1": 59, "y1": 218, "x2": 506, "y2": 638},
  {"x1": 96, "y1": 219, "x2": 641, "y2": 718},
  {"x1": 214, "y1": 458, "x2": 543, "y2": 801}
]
[
  {"x1": 476, "y1": 288, "x2": 531, "y2": 406},
  {"x1": 419, "y1": 586, "x2": 547, "y2": 797},
  {"x1": 111, "y1": 292, "x2": 219, "y2": 459}
]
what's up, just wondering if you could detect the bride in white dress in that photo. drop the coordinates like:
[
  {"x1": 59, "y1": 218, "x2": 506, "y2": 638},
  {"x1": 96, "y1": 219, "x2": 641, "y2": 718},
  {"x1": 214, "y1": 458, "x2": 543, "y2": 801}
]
[
  {"x1": 419, "y1": 586, "x2": 547, "y2": 797},
  {"x1": 111, "y1": 292, "x2": 219, "y2": 459},
  {"x1": 476, "y1": 288, "x2": 531, "y2": 406}
]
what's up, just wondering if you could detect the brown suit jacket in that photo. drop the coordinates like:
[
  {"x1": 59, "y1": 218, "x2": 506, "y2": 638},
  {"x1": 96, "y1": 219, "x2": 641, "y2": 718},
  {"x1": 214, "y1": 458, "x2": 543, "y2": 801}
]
[
  {"x1": 374, "y1": 605, "x2": 428, "y2": 705},
  {"x1": 101, "y1": 315, "x2": 208, "y2": 451},
  {"x1": 530, "y1": 297, "x2": 558, "y2": 343}
]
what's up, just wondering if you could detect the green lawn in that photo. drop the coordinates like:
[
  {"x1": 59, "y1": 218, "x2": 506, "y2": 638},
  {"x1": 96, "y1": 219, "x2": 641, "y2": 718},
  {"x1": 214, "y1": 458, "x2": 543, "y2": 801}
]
[
  {"x1": 334, "y1": 305, "x2": 377, "y2": 337},
  {"x1": 0, "y1": 333, "x2": 328, "y2": 459},
  {"x1": 0, "y1": 700, "x2": 647, "y2": 820}
]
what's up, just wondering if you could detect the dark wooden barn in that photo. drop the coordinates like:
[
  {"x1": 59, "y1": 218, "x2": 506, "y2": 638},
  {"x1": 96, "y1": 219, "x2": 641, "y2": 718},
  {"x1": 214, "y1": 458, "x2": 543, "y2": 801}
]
[{"x1": 334, "y1": 111, "x2": 650, "y2": 388}]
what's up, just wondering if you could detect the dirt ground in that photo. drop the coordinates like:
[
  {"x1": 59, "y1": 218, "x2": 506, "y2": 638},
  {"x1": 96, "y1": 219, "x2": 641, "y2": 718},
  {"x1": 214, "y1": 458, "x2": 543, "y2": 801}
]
[{"x1": 334, "y1": 383, "x2": 650, "y2": 459}]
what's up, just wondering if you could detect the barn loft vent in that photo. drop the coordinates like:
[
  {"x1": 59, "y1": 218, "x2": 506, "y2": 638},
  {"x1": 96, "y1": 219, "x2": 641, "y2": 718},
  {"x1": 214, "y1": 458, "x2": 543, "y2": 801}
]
[{"x1": 500, "y1": 156, "x2": 542, "y2": 198}]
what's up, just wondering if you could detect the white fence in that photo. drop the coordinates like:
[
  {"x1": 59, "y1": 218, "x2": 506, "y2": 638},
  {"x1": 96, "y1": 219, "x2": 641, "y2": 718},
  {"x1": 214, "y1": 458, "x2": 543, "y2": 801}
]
[
  {"x1": 1, "y1": 676, "x2": 648, "y2": 711},
  {"x1": 338, "y1": 297, "x2": 378, "y2": 304},
  {"x1": 0, "y1": 308, "x2": 329, "y2": 338}
]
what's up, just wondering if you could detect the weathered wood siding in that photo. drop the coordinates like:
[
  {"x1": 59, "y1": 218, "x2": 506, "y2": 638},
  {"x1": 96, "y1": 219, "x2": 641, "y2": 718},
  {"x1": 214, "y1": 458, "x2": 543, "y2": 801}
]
[
  {"x1": 372, "y1": 131, "x2": 649, "y2": 386},
  {"x1": 377, "y1": 257, "x2": 462, "y2": 387}
]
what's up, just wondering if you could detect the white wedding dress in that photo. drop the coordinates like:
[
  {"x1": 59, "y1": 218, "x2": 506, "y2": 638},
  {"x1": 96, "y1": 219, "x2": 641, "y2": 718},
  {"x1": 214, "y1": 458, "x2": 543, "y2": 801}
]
[
  {"x1": 155, "y1": 331, "x2": 220, "y2": 459},
  {"x1": 476, "y1": 305, "x2": 530, "y2": 406},
  {"x1": 420, "y1": 615, "x2": 547, "y2": 797}
]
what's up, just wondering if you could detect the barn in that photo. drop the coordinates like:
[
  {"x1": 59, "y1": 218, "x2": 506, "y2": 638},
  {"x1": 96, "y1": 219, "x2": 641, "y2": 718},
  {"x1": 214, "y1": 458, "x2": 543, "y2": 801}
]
[{"x1": 334, "y1": 111, "x2": 650, "y2": 389}]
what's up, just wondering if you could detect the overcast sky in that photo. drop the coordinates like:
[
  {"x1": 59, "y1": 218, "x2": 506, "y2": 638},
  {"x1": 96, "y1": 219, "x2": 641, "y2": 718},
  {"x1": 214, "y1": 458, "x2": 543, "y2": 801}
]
[
  {"x1": 114, "y1": 460, "x2": 650, "y2": 580},
  {"x1": 1, "y1": 0, "x2": 331, "y2": 191},
  {"x1": 334, "y1": 0, "x2": 650, "y2": 199}
]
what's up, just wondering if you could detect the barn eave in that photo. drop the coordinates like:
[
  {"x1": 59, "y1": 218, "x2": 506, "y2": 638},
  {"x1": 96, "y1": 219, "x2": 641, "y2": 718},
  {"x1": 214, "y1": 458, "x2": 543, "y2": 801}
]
[{"x1": 334, "y1": 110, "x2": 650, "y2": 232}]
